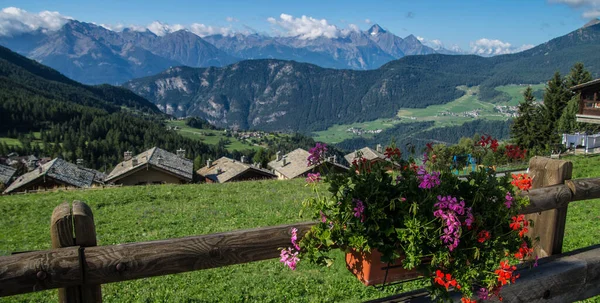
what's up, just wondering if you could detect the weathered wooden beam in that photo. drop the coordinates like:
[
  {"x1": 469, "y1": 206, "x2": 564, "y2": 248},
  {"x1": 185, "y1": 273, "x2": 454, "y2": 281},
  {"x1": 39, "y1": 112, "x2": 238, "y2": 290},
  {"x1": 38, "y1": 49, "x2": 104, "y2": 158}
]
[
  {"x1": 72, "y1": 201, "x2": 102, "y2": 303},
  {"x1": 365, "y1": 244, "x2": 600, "y2": 303},
  {"x1": 50, "y1": 201, "x2": 81, "y2": 302},
  {"x1": 83, "y1": 222, "x2": 314, "y2": 285},
  {"x1": 566, "y1": 177, "x2": 600, "y2": 202},
  {"x1": 0, "y1": 247, "x2": 82, "y2": 297}
]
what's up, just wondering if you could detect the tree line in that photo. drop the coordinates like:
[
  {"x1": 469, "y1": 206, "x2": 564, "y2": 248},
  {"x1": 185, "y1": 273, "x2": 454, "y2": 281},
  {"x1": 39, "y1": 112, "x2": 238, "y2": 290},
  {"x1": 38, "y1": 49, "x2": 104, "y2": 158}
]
[{"x1": 511, "y1": 62, "x2": 600, "y2": 153}]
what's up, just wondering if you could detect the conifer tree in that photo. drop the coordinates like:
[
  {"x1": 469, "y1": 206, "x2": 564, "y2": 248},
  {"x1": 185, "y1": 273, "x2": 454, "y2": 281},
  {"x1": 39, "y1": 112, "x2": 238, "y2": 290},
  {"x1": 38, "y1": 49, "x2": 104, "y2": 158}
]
[
  {"x1": 511, "y1": 86, "x2": 536, "y2": 148},
  {"x1": 543, "y1": 72, "x2": 570, "y2": 126},
  {"x1": 558, "y1": 63, "x2": 595, "y2": 134},
  {"x1": 565, "y1": 62, "x2": 592, "y2": 89}
]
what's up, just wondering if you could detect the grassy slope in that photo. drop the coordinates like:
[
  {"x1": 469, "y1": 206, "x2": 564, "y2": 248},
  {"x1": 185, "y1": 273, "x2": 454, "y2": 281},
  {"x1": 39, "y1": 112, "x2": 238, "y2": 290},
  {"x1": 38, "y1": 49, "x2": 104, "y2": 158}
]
[
  {"x1": 0, "y1": 155, "x2": 598, "y2": 302},
  {"x1": 494, "y1": 84, "x2": 546, "y2": 106},
  {"x1": 0, "y1": 179, "x2": 426, "y2": 302},
  {"x1": 165, "y1": 120, "x2": 263, "y2": 151},
  {"x1": 313, "y1": 85, "x2": 532, "y2": 144}
]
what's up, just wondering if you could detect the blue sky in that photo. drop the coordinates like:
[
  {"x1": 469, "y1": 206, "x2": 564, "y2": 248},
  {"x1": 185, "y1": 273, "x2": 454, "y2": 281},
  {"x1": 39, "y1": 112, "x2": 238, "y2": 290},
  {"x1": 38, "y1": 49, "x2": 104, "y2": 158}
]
[{"x1": 0, "y1": 0, "x2": 598, "y2": 54}]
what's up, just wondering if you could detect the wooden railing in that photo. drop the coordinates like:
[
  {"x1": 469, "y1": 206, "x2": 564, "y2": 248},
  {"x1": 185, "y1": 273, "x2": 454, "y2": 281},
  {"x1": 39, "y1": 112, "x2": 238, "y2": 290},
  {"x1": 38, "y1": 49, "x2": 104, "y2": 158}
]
[{"x1": 1, "y1": 164, "x2": 600, "y2": 302}]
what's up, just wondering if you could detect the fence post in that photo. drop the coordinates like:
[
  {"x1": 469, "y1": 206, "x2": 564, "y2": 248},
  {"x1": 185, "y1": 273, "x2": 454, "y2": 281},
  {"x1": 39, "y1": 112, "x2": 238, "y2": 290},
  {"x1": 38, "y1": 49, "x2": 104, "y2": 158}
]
[
  {"x1": 51, "y1": 201, "x2": 101, "y2": 303},
  {"x1": 72, "y1": 201, "x2": 102, "y2": 302},
  {"x1": 51, "y1": 202, "x2": 81, "y2": 302},
  {"x1": 525, "y1": 156, "x2": 573, "y2": 257}
]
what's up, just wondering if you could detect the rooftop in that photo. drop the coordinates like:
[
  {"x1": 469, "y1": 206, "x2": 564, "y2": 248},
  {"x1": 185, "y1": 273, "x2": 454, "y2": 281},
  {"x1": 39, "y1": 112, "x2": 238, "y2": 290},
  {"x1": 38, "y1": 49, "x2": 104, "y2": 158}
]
[
  {"x1": 197, "y1": 157, "x2": 275, "y2": 183},
  {"x1": 268, "y1": 148, "x2": 348, "y2": 179},
  {"x1": 105, "y1": 147, "x2": 193, "y2": 182},
  {"x1": 344, "y1": 147, "x2": 386, "y2": 164},
  {"x1": 571, "y1": 78, "x2": 600, "y2": 91},
  {"x1": 3, "y1": 158, "x2": 102, "y2": 194},
  {"x1": 0, "y1": 164, "x2": 17, "y2": 185}
]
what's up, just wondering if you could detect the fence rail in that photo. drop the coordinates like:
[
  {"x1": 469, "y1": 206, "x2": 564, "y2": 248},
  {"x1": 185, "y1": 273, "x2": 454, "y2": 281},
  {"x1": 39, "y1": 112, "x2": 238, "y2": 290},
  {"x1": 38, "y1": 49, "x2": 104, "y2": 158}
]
[{"x1": 1, "y1": 175, "x2": 600, "y2": 301}]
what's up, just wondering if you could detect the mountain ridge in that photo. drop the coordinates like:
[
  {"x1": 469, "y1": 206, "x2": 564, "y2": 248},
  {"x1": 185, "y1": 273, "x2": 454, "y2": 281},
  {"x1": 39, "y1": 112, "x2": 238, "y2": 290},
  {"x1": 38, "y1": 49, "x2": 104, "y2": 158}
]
[
  {"x1": 124, "y1": 23, "x2": 600, "y2": 133},
  {"x1": 1, "y1": 20, "x2": 437, "y2": 84}
]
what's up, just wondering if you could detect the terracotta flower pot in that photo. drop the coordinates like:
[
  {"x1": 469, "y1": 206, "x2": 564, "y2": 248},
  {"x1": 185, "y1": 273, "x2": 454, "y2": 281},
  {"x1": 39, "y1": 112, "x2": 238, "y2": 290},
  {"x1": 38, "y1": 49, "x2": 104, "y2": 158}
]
[{"x1": 345, "y1": 248, "x2": 421, "y2": 286}]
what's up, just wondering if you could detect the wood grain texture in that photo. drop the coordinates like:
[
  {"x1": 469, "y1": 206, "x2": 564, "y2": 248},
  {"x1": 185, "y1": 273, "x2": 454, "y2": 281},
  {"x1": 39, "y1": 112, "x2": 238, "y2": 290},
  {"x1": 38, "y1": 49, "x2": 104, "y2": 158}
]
[
  {"x1": 0, "y1": 247, "x2": 82, "y2": 297},
  {"x1": 520, "y1": 184, "x2": 573, "y2": 214},
  {"x1": 524, "y1": 157, "x2": 572, "y2": 257},
  {"x1": 50, "y1": 201, "x2": 80, "y2": 302},
  {"x1": 83, "y1": 222, "x2": 314, "y2": 285},
  {"x1": 72, "y1": 201, "x2": 102, "y2": 303},
  {"x1": 566, "y1": 178, "x2": 600, "y2": 201},
  {"x1": 51, "y1": 202, "x2": 74, "y2": 248}
]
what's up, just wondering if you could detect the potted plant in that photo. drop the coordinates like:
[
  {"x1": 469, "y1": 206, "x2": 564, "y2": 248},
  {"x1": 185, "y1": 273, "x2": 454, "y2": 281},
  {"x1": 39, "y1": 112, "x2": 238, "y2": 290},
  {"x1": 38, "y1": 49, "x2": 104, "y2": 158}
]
[{"x1": 280, "y1": 141, "x2": 536, "y2": 302}]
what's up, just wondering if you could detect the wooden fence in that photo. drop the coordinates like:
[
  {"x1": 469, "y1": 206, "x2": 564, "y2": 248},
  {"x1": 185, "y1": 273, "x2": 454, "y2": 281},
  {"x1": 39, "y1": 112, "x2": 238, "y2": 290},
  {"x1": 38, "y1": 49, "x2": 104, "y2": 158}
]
[{"x1": 1, "y1": 161, "x2": 600, "y2": 302}]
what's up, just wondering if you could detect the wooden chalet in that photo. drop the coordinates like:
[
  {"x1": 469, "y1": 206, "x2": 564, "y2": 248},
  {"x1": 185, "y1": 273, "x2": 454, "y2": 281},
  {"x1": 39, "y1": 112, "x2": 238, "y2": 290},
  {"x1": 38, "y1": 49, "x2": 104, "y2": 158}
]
[
  {"x1": 268, "y1": 148, "x2": 348, "y2": 180},
  {"x1": 3, "y1": 158, "x2": 104, "y2": 194},
  {"x1": 105, "y1": 147, "x2": 193, "y2": 186},
  {"x1": 571, "y1": 78, "x2": 600, "y2": 124},
  {"x1": 197, "y1": 156, "x2": 276, "y2": 183},
  {"x1": 344, "y1": 145, "x2": 387, "y2": 165}
]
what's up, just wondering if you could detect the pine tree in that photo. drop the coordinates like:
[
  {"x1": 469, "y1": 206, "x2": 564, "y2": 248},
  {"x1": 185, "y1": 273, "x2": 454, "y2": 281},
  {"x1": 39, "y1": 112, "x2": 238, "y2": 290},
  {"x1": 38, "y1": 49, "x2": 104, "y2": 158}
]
[
  {"x1": 511, "y1": 86, "x2": 536, "y2": 148},
  {"x1": 544, "y1": 72, "x2": 571, "y2": 129},
  {"x1": 565, "y1": 62, "x2": 592, "y2": 89},
  {"x1": 556, "y1": 96, "x2": 580, "y2": 134},
  {"x1": 557, "y1": 63, "x2": 594, "y2": 134}
]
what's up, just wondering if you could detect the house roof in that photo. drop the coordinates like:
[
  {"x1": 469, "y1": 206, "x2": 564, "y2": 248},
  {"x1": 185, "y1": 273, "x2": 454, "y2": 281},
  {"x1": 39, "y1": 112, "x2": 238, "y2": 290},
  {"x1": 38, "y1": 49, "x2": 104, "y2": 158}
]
[
  {"x1": 197, "y1": 156, "x2": 276, "y2": 183},
  {"x1": 5, "y1": 155, "x2": 38, "y2": 166},
  {"x1": 344, "y1": 147, "x2": 386, "y2": 164},
  {"x1": 268, "y1": 148, "x2": 348, "y2": 179},
  {"x1": 105, "y1": 147, "x2": 193, "y2": 183},
  {"x1": 571, "y1": 78, "x2": 600, "y2": 91},
  {"x1": 3, "y1": 158, "x2": 102, "y2": 194},
  {"x1": 0, "y1": 164, "x2": 17, "y2": 185}
]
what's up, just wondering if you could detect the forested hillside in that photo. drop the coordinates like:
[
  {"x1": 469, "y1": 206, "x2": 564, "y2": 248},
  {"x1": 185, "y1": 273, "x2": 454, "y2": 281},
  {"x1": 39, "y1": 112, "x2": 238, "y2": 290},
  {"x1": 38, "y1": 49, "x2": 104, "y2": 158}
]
[
  {"x1": 0, "y1": 46, "x2": 320, "y2": 171},
  {"x1": 125, "y1": 23, "x2": 600, "y2": 132},
  {"x1": 335, "y1": 120, "x2": 512, "y2": 152}
]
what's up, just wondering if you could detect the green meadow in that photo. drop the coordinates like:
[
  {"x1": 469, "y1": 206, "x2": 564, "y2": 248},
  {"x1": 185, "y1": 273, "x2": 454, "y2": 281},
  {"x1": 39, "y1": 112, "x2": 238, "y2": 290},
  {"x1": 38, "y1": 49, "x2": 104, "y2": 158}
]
[{"x1": 0, "y1": 155, "x2": 599, "y2": 302}]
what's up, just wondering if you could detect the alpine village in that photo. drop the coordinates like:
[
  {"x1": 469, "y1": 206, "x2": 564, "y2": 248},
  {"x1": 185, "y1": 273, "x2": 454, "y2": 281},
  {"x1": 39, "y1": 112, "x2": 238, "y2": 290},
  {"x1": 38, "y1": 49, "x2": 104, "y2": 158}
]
[{"x1": 1, "y1": 2, "x2": 600, "y2": 303}]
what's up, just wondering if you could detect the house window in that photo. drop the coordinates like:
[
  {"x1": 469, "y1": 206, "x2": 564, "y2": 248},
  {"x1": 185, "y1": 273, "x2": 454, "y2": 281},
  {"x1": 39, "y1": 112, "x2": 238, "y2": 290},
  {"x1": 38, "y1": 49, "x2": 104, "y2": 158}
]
[{"x1": 585, "y1": 102, "x2": 600, "y2": 109}]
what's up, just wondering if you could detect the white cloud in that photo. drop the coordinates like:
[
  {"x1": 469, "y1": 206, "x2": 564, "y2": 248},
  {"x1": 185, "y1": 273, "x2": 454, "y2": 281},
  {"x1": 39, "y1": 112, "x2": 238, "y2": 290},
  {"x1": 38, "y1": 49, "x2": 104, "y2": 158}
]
[
  {"x1": 470, "y1": 38, "x2": 513, "y2": 55},
  {"x1": 189, "y1": 23, "x2": 232, "y2": 36},
  {"x1": 550, "y1": 0, "x2": 600, "y2": 19},
  {"x1": 226, "y1": 17, "x2": 238, "y2": 22},
  {"x1": 267, "y1": 13, "x2": 342, "y2": 39},
  {"x1": 365, "y1": 18, "x2": 371, "y2": 24},
  {"x1": 417, "y1": 36, "x2": 455, "y2": 51},
  {"x1": 469, "y1": 38, "x2": 533, "y2": 56},
  {"x1": 583, "y1": 9, "x2": 600, "y2": 18},
  {"x1": 550, "y1": 0, "x2": 600, "y2": 7},
  {"x1": 146, "y1": 21, "x2": 185, "y2": 36},
  {"x1": 0, "y1": 7, "x2": 71, "y2": 37}
]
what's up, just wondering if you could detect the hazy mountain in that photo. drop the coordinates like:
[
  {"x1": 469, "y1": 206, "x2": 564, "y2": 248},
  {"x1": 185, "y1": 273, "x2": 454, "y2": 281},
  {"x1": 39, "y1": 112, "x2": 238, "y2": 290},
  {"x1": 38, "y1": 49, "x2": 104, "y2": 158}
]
[
  {"x1": 0, "y1": 20, "x2": 237, "y2": 84},
  {"x1": 583, "y1": 18, "x2": 600, "y2": 28},
  {"x1": 124, "y1": 23, "x2": 600, "y2": 132},
  {"x1": 204, "y1": 24, "x2": 436, "y2": 70},
  {"x1": 1, "y1": 19, "x2": 441, "y2": 83}
]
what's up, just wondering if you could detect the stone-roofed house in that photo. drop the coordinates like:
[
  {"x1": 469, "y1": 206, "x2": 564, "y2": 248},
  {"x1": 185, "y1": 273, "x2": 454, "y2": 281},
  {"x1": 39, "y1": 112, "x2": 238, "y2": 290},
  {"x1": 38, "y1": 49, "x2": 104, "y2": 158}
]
[
  {"x1": 197, "y1": 156, "x2": 276, "y2": 183},
  {"x1": 268, "y1": 148, "x2": 348, "y2": 180},
  {"x1": 0, "y1": 164, "x2": 17, "y2": 189},
  {"x1": 105, "y1": 147, "x2": 193, "y2": 185},
  {"x1": 344, "y1": 145, "x2": 388, "y2": 165},
  {"x1": 3, "y1": 158, "x2": 104, "y2": 194}
]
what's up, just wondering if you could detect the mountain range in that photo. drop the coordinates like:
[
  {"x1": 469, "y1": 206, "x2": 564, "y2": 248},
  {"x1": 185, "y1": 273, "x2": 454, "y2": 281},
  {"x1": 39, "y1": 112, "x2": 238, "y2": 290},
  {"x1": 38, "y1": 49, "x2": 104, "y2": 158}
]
[
  {"x1": 123, "y1": 22, "x2": 600, "y2": 132},
  {"x1": 0, "y1": 20, "x2": 437, "y2": 84}
]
